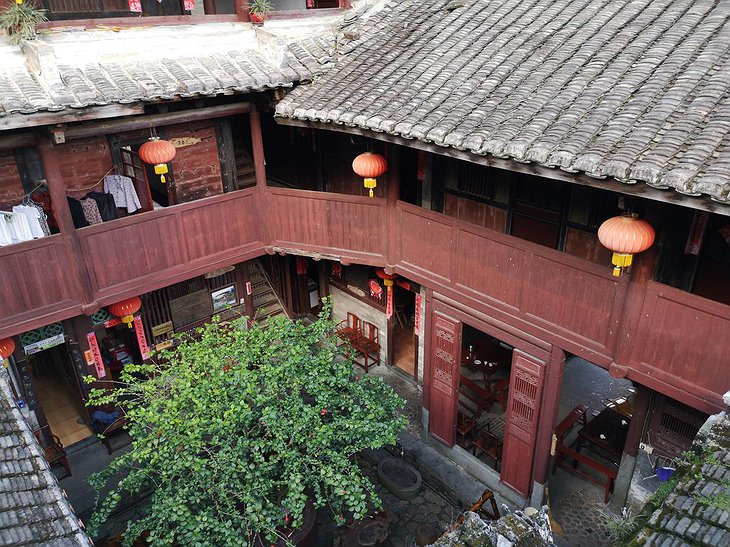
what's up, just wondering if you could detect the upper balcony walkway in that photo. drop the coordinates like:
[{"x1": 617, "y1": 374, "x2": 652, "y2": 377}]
[{"x1": 1, "y1": 185, "x2": 728, "y2": 413}]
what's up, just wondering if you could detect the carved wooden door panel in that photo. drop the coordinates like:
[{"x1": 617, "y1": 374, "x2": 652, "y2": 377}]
[
  {"x1": 500, "y1": 351, "x2": 546, "y2": 498},
  {"x1": 428, "y1": 312, "x2": 461, "y2": 447}
]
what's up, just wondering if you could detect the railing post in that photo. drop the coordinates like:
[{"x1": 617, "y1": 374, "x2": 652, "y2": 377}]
[{"x1": 385, "y1": 143, "x2": 400, "y2": 270}]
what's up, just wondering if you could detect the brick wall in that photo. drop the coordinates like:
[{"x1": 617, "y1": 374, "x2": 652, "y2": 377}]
[
  {"x1": 0, "y1": 152, "x2": 24, "y2": 210},
  {"x1": 166, "y1": 122, "x2": 223, "y2": 203}
]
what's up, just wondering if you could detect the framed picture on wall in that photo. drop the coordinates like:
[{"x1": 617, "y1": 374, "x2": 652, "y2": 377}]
[{"x1": 211, "y1": 285, "x2": 237, "y2": 312}]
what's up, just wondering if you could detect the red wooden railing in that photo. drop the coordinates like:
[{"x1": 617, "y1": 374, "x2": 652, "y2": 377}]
[{"x1": 0, "y1": 187, "x2": 728, "y2": 410}]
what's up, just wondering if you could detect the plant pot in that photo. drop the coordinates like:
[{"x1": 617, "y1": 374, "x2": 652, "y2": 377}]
[
  {"x1": 252, "y1": 499, "x2": 317, "y2": 547},
  {"x1": 377, "y1": 458, "x2": 422, "y2": 501},
  {"x1": 250, "y1": 13, "x2": 266, "y2": 25}
]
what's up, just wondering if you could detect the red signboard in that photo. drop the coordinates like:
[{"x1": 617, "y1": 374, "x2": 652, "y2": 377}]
[
  {"x1": 128, "y1": 0, "x2": 142, "y2": 13},
  {"x1": 103, "y1": 317, "x2": 121, "y2": 328},
  {"x1": 134, "y1": 316, "x2": 150, "y2": 360},
  {"x1": 183, "y1": 0, "x2": 195, "y2": 11},
  {"x1": 87, "y1": 332, "x2": 106, "y2": 379},
  {"x1": 414, "y1": 293, "x2": 422, "y2": 335},
  {"x1": 385, "y1": 287, "x2": 393, "y2": 319}
]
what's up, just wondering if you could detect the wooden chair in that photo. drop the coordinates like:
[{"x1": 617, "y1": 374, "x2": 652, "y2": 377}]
[
  {"x1": 352, "y1": 321, "x2": 380, "y2": 372},
  {"x1": 456, "y1": 409, "x2": 478, "y2": 448},
  {"x1": 33, "y1": 426, "x2": 71, "y2": 478},
  {"x1": 492, "y1": 377, "x2": 510, "y2": 412},
  {"x1": 459, "y1": 374, "x2": 492, "y2": 421},
  {"x1": 91, "y1": 406, "x2": 130, "y2": 455},
  {"x1": 471, "y1": 424, "x2": 503, "y2": 470},
  {"x1": 335, "y1": 312, "x2": 361, "y2": 346}
]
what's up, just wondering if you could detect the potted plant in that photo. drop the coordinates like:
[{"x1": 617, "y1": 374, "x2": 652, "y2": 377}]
[
  {"x1": 248, "y1": 0, "x2": 272, "y2": 25},
  {"x1": 85, "y1": 300, "x2": 407, "y2": 546},
  {"x1": 0, "y1": 0, "x2": 47, "y2": 45}
]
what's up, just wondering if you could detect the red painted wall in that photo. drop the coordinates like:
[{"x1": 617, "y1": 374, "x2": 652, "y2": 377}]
[
  {"x1": 55, "y1": 136, "x2": 113, "y2": 197},
  {"x1": 166, "y1": 122, "x2": 222, "y2": 203},
  {"x1": 0, "y1": 152, "x2": 24, "y2": 209}
]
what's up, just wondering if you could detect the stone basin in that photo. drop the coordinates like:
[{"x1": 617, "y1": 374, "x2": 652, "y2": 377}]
[{"x1": 377, "y1": 457, "x2": 423, "y2": 501}]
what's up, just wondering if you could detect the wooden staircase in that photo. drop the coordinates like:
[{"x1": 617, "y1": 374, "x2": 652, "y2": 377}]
[{"x1": 248, "y1": 260, "x2": 289, "y2": 325}]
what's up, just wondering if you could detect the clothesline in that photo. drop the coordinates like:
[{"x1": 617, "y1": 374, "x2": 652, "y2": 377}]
[{"x1": 66, "y1": 166, "x2": 117, "y2": 194}]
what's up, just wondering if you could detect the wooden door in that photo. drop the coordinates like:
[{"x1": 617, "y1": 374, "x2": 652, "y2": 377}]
[
  {"x1": 500, "y1": 351, "x2": 546, "y2": 498},
  {"x1": 428, "y1": 312, "x2": 461, "y2": 447}
]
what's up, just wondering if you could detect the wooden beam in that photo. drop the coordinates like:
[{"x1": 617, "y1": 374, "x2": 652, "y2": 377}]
[
  {"x1": 63, "y1": 103, "x2": 251, "y2": 141},
  {"x1": 0, "y1": 133, "x2": 37, "y2": 152},
  {"x1": 39, "y1": 14, "x2": 239, "y2": 30},
  {"x1": 275, "y1": 117, "x2": 730, "y2": 217},
  {"x1": 0, "y1": 104, "x2": 145, "y2": 132}
]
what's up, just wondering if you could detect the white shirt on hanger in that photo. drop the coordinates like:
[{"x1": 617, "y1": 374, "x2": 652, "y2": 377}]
[
  {"x1": 13, "y1": 205, "x2": 45, "y2": 239},
  {"x1": 104, "y1": 174, "x2": 142, "y2": 213}
]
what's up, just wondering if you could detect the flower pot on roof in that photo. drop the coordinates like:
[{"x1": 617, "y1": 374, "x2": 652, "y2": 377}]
[
  {"x1": 0, "y1": 0, "x2": 48, "y2": 45},
  {"x1": 248, "y1": 0, "x2": 272, "y2": 25}
]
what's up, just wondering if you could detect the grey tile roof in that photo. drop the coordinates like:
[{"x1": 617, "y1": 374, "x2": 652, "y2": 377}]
[
  {"x1": 0, "y1": 22, "x2": 337, "y2": 119},
  {"x1": 0, "y1": 369, "x2": 91, "y2": 546},
  {"x1": 635, "y1": 413, "x2": 730, "y2": 546},
  {"x1": 276, "y1": 0, "x2": 730, "y2": 204}
]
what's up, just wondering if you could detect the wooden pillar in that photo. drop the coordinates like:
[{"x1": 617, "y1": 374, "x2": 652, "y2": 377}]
[
  {"x1": 37, "y1": 139, "x2": 96, "y2": 312},
  {"x1": 385, "y1": 144, "x2": 401, "y2": 268},
  {"x1": 237, "y1": 263, "x2": 256, "y2": 321},
  {"x1": 422, "y1": 288, "x2": 434, "y2": 413},
  {"x1": 318, "y1": 261, "x2": 330, "y2": 300},
  {"x1": 249, "y1": 105, "x2": 267, "y2": 187},
  {"x1": 203, "y1": 0, "x2": 216, "y2": 14},
  {"x1": 531, "y1": 346, "x2": 566, "y2": 499},
  {"x1": 610, "y1": 384, "x2": 652, "y2": 511}
]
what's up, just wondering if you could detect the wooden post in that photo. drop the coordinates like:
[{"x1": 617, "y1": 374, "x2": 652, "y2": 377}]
[
  {"x1": 610, "y1": 384, "x2": 652, "y2": 511},
  {"x1": 531, "y1": 346, "x2": 566, "y2": 495},
  {"x1": 237, "y1": 263, "x2": 256, "y2": 321},
  {"x1": 249, "y1": 104, "x2": 267, "y2": 187},
  {"x1": 385, "y1": 143, "x2": 401, "y2": 268},
  {"x1": 37, "y1": 139, "x2": 96, "y2": 311},
  {"x1": 203, "y1": 0, "x2": 216, "y2": 14},
  {"x1": 318, "y1": 261, "x2": 329, "y2": 300}
]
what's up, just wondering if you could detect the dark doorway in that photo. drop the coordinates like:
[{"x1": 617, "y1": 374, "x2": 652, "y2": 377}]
[{"x1": 391, "y1": 282, "x2": 419, "y2": 378}]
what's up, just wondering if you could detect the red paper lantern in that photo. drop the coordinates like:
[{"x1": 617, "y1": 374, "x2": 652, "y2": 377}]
[
  {"x1": 0, "y1": 338, "x2": 15, "y2": 360},
  {"x1": 375, "y1": 269, "x2": 397, "y2": 287},
  {"x1": 108, "y1": 296, "x2": 142, "y2": 328},
  {"x1": 139, "y1": 137, "x2": 176, "y2": 183},
  {"x1": 598, "y1": 213, "x2": 655, "y2": 277},
  {"x1": 352, "y1": 152, "x2": 387, "y2": 198}
]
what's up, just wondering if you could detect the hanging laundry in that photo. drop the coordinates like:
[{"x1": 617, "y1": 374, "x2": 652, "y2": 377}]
[
  {"x1": 12, "y1": 205, "x2": 46, "y2": 238},
  {"x1": 80, "y1": 198, "x2": 103, "y2": 225},
  {"x1": 31, "y1": 190, "x2": 57, "y2": 230},
  {"x1": 67, "y1": 197, "x2": 89, "y2": 229},
  {"x1": 104, "y1": 174, "x2": 142, "y2": 213},
  {"x1": 25, "y1": 200, "x2": 50, "y2": 236},
  {"x1": 0, "y1": 213, "x2": 14, "y2": 246},
  {"x1": 0, "y1": 210, "x2": 33, "y2": 244},
  {"x1": 86, "y1": 192, "x2": 119, "y2": 222}
]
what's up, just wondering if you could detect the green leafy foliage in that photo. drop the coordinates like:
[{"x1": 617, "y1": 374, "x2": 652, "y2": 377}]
[
  {"x1": 248, "y1": 0, "x2": 273, "y2": 16},
  {"x1": 85, "y1": 300, "x2": 406, "y2": 546},
  {"x1": 0, "y1": 2, "x2": 47, "y2": 45}
]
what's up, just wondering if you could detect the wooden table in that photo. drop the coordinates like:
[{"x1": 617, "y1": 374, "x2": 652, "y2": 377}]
[{"x1": 577, "y1": 407, "x2": 630, "y2": 463}]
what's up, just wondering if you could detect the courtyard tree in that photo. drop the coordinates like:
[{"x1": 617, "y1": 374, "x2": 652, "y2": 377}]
[{"x1": 86, "y1": 300, "x2": 407, "y2": 546}]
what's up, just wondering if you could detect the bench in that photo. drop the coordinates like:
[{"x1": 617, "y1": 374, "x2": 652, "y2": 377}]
[
  {"x1": 553, "y1": 444, "x2": 618, "y2": 503},
  {"x1": 551, "y1": 404, "x2": 617, "y2": 502}
]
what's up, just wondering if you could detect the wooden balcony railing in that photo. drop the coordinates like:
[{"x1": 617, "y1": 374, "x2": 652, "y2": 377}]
[{"x1": 1, "y1": 186, "x2": 727, "y2": 410}]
